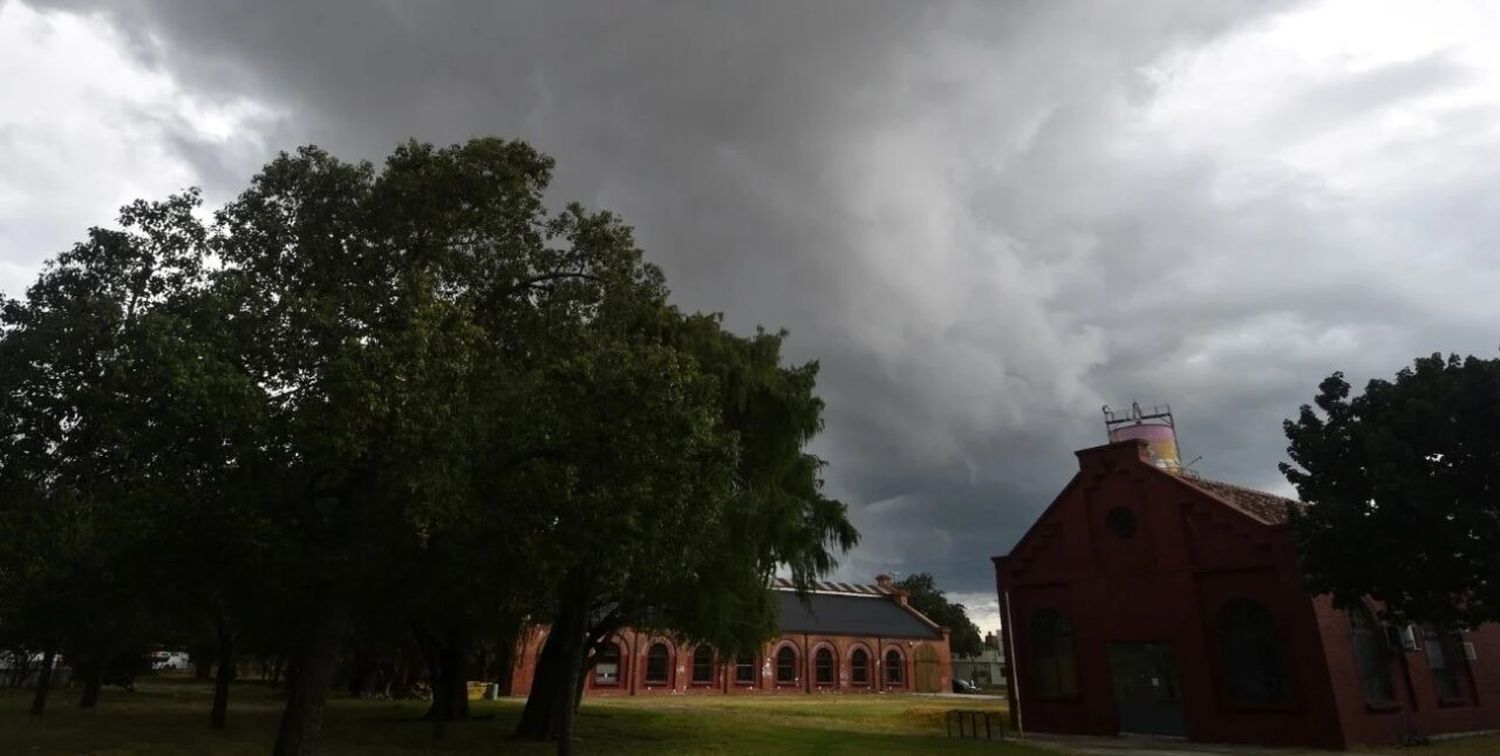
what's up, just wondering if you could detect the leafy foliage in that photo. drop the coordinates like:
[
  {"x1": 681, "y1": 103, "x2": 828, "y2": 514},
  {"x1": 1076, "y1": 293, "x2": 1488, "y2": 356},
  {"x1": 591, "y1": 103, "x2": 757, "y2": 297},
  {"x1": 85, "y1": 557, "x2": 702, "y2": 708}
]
[
  {"x1": 1282, "y1": 353, "x2": 1500, "y2": 628},
  {"x1": 892, "y1": 573, "x2": 984, "y2": 657}
]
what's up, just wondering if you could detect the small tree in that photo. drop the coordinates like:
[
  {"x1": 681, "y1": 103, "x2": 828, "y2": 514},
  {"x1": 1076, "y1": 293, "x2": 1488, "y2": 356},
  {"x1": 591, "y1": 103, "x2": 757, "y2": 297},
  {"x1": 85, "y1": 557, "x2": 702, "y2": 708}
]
[
  {"x1": 1282, "y1": 353, "x2": 1500, "y2": 628},
  {"x1": 892, "y1": 573, "x2": 984, "y2": 656}
]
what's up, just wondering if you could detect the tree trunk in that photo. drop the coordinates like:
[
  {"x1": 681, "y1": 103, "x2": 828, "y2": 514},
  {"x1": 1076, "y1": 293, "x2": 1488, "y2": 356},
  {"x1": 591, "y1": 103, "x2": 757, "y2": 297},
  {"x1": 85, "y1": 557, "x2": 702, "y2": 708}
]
[
  {"x1": 79, "y1": 661, "x2": 103, "y2": 708},
  {"x1": 271, "y1": 603, "x2": 345, "y2": 756},
  {"x1": 422, "y1": 626, "x2": 471, "y2": 724},
  {"x1": 30, "y1": 648, "x2": 56, "y2": 716},
  {"x1": 514, "y1": 598, "x2": 587, "y2": 742},
  {"x1": 210, "y1": 617, "x2": 236, "y2": 730}
]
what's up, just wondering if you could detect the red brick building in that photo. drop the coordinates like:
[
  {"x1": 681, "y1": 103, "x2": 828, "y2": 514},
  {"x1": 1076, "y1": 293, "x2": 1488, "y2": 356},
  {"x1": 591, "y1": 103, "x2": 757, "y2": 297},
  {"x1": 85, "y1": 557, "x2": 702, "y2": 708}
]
[
  {"x1": 994, "y1": 438, "x2": 1500, "y2": 748},
  {"x1": 509, "y1": 577, "x2": 952, "y2": 697}
]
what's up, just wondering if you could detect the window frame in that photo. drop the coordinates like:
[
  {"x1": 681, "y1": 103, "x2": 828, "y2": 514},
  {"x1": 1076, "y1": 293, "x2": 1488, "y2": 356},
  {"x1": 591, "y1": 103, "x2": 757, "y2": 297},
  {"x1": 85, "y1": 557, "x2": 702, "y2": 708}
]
[
  {"x1": 1030, "y1": 608, "x2": 1079, "y2": 699},
  {"x1": 1219, "y1": 597, "x2": 1291, "y2": 709},
  {"x1": 775, "y1": 645, "x2": 799, "y2": 685},
  {"x1": 690, "y1": 646, "x2": 716, "y2": 686},
  {"x1": 884, "y1": 648, "x2": 905, "y2": 686},
  {"x1": 850, "y1": 647, "x2": 871, "y2": 686},
  {"x1": 1349, "y1": 604, "x2": 1397, "y2": 709},
  {"x1": 814, "y1": 646, "x2": 835, "y2": 685},
  {"x1": 734, "y1": 653, "x2": 757, "y2": 686},
  {"x1": 1424, "y1": 627, "x2": 1474, "y2": 706},
  {"x1": 593, "y1": 640, "x2": 623, "y2": 688},
  {"x1": 644, "y1": 641, "x2": 671, "y2": 686}
]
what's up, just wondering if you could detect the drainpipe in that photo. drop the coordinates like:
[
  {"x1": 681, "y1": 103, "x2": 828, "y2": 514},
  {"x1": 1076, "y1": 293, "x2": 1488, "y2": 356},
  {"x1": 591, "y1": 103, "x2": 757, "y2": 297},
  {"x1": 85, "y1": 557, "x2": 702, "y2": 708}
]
[{"x1": 1003, "y1": 588, "x2": 1024, "y2": 739}]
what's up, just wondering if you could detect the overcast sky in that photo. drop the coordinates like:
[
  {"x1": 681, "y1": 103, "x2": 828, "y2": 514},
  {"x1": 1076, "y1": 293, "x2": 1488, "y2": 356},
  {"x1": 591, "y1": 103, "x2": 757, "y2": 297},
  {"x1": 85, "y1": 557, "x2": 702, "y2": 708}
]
[{"x1": 4, "y1": 0, "x2": 1499, "y2": 635}]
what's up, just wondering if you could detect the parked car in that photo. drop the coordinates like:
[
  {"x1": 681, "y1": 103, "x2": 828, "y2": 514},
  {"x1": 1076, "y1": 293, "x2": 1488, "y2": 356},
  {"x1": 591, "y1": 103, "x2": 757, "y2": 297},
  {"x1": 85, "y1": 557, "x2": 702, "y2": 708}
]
[{"x1": 952, "y1": 678, "x2": 980, "y2": 694}]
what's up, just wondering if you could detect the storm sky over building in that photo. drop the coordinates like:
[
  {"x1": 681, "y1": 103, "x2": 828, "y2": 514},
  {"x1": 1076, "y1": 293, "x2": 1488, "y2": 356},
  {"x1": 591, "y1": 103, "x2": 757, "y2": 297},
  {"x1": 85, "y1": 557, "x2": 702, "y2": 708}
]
[{"x1": 5, "y1": 0, "x2": 1499, "y2": 632}]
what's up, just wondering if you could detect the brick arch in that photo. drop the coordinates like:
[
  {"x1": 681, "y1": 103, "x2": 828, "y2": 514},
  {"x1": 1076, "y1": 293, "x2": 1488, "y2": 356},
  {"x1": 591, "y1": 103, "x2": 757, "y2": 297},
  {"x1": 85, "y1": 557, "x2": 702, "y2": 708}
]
[
  {"x1": 847, "y1": 642, "x2": 875, "y2": 687},
  {"x1": 882, "y1": 644, "x2": 908, "y2": 688},
  {"x1": 771, "y1": 640, "x2": 801, "y2": 686},
  {"x1": 809, "y1": 642, "x2": 839, "y2": 687},
  {"x1": 641, "y1": 637, "x2": 676, "y2": 688},
  {"x1": 589, "y1": 635, "x2": 627, "y2": 689}
]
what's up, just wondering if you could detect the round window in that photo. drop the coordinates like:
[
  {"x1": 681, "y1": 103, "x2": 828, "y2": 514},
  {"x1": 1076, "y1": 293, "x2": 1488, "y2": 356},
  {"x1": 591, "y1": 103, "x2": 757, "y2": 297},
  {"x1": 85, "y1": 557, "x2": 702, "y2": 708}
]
[{"x1": 1106, "y1": 507, "x2": 1137, "y2": 539}]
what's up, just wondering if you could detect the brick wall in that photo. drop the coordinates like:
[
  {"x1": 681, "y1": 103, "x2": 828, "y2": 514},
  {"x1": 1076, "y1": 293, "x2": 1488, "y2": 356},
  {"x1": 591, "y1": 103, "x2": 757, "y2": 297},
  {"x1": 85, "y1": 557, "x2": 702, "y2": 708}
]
[{"x1": 509, "y1": 626, "x2": 951, "y2": 697}]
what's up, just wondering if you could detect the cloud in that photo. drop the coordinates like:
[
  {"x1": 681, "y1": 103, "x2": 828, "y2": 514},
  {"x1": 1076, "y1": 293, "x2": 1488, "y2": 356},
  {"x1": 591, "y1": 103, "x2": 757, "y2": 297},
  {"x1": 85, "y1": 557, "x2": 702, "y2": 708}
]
[{"x1": 6, "y1": 0, "x2": 1500, "y2": 617}]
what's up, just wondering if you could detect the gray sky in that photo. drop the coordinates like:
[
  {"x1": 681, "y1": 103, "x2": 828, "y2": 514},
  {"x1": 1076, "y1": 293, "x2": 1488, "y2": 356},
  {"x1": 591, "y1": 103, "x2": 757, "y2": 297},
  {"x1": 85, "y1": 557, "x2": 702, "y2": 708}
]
[{"x1": 4, "y1": 0, "x2": 1499, "y2": 634}]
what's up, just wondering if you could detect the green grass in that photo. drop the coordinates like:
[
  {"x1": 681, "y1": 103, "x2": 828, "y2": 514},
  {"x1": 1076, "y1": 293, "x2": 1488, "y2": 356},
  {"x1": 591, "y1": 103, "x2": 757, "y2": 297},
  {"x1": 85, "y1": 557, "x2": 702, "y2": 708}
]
[{"x1": 0, "y1": 678, "x2": 1038, "y2": 754}]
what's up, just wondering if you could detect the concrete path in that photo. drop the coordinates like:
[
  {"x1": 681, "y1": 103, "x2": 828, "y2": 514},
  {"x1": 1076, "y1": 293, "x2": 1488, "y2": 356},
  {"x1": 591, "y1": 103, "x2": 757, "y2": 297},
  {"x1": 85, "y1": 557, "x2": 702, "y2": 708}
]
[{"x1": 1021, "y1": 733, "x2": 1321, "y2": 756}]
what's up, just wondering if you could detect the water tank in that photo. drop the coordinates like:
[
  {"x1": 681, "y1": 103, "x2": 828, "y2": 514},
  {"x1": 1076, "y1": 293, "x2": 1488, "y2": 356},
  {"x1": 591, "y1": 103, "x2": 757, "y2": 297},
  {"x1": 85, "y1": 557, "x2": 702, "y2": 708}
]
[{"x1": 1103, "y1": 402, "x2": 1186, "y2": 473}]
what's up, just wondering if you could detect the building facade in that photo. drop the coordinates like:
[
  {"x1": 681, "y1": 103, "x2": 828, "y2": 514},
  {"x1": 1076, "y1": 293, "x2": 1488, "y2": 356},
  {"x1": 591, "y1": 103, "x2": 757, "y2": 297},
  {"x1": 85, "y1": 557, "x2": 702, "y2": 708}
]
[
  {"x1": 994, "y1": 439, "x2": 1500, "y2": 749},
  {"x1": 952, "y1": 633, "x2": 1007, "y2": 688},
  {"x1": 509, "y1": 577, "x2": 953, "y2": 697}
]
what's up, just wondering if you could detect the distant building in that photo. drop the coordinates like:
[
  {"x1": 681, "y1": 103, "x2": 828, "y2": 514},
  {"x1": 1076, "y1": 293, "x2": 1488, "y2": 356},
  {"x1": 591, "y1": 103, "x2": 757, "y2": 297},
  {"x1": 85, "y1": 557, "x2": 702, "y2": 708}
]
[
  {"x1": 952, "y1": 631, "x2": 1006, "y2": 687},
  {"x1": 994, "y1": 408, "x2": 1500, "y2": 748},
  {"x1": 509, "y1": 576, "x2": 952, "y2": 696}
]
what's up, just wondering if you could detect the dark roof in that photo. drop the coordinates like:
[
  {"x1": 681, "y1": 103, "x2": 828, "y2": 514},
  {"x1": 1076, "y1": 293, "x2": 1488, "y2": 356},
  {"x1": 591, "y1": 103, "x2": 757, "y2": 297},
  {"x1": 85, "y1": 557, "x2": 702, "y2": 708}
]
[
  {"x1": 1180, "y1": 476, "x2": 1304, "y2": 525},
  {"x1": 773, "y1": 590, "x2": 943, "y2": 639}
]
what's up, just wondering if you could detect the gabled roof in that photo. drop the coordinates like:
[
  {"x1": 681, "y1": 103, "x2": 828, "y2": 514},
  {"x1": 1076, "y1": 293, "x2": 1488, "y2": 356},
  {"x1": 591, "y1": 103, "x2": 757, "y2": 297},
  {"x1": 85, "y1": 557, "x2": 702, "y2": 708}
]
[
  {"x1": 772, "y1": 589, "x2": 944, "y2": 640},
  {"x1": 1178, "y1": 476, "x2": 1304, "y2": 525}
]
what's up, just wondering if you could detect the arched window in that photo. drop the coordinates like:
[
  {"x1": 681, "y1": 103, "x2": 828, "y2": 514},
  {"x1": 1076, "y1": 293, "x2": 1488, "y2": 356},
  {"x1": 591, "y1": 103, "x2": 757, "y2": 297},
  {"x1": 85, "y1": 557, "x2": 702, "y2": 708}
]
[
  {"x1": 1349, "y1": 605, "x2": 1394, "y2": 704},
  {"x1": 815, "y1": 647, "x2": 834, "y2": 684},
  {"x1": 1424, "y1": 627, "x2": 1471, "y2": 702},
  {"x1": 691, "y1": 646, "x2": 715, "y2": 684},
  {"x1": 885, "y1": 649, "x2": 904, "y2": 685},
  {"x1": 645, "y1": 642, "x2": 670, "y2": 684},
  {"x1": 851, "y1": 648, "x2": 870, "y2": 684},
  {"x1": 1221, "y1": 598, "x2": 1287, "y2": 705},
  {"x1": 594, "y1": 641, "x2": 621, "y2": 686},
  {"x1": 1031, "y1": 609, "x2": 1078, "y2": 698},
  {"x1": 734, "y1": 653, "x2": 756, "y2": 684},
  {"x1": 776, "y1": 646, "x2": 797, "y2": 683}
]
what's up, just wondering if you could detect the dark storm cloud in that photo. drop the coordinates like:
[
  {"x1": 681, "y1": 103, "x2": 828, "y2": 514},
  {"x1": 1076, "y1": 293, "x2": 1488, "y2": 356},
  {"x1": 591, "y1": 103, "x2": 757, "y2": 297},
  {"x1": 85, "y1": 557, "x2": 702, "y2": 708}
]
[{"x1": 15, "y1": 0, "x2": 1500, "y2": 626}]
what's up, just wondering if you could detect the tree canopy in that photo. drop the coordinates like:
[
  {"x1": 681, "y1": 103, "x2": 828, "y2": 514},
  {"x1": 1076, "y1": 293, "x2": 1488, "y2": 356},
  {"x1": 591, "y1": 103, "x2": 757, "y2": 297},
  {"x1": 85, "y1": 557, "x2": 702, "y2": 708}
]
[
  {"x1": 1282, "y1": 353, "x2": 1500, "y2": 628},
  {"x1": 0, "y1": 137, "x2": 857, "y2": 755},
  {"x1": 892, "y1": 573, "x2": 984, "y2": 657}
]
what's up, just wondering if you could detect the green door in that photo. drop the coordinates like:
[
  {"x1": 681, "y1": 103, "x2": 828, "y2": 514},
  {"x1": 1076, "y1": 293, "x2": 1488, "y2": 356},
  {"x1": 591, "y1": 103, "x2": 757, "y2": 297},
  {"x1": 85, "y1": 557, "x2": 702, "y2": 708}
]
[{"x1": 1107, "y1": 643, "x2": 1185, "y2": 736}]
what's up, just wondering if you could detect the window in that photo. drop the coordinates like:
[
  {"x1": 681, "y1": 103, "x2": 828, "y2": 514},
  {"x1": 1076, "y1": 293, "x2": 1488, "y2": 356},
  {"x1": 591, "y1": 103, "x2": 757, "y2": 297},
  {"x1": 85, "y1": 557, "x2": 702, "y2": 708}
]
[
  {"x1": 645, "y1": 642, "x2": 670, "y2": 684},
  {"x1": 1106, "y1": 507, "x2": 1138, "y2": 539},
  {"x1": 1220, "y1": 598, "x2": 1287, "y2": 705},
  {"x1": 735, "y1": 653, "x2": 756, "y2": 684},
  {"x1": 1424, "y1": 627, "x2": 1470, "y2": 703},
  {"x1": 776, "y1": 646, "x2": 797, "y2": 684},
  {"x1": 1349, "y1": 606, "x2": 1395, "y2": 704},
  {"x1": 885, "y1": 649, "x2": 904, "y2": 685},
  {"x1": 691, "y1": 646, "x2": 715, "y2": 684},
  {"x1": 851, "y1": 648, "x2": 869, "y2": 684},
  {"x1": 594, "y1": 642, "x2": 621, "y2": 686},
  {"x1": 815, "y1": 647, "x2": 834, "y2": 684},
  {"x1": 1031, "y1": 609, "x2": 1078, "y2": 698}
]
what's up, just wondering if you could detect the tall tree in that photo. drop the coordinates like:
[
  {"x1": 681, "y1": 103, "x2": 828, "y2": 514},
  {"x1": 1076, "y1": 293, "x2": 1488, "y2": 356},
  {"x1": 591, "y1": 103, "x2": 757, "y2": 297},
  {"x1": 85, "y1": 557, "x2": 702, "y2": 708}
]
[
  {"x1": 892, "y1": 573, "x2": 984, "y2": 656},
  {"x1": 0, "y1": 193, "x2": 208, "y2": 714},
  {"x1": 513, "y1": 310, "x2": 859, "y2": 748},
  {"x1": 1282, "y1": 353, "x2": 1500, "y2": 628}
]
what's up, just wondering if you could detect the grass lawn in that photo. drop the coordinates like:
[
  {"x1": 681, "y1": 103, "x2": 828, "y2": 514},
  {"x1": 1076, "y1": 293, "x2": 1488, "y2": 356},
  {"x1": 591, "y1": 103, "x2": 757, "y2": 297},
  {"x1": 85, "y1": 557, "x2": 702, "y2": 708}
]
[{"x1": 0, "y1": 678, "x2": 1039, "y2": 754}]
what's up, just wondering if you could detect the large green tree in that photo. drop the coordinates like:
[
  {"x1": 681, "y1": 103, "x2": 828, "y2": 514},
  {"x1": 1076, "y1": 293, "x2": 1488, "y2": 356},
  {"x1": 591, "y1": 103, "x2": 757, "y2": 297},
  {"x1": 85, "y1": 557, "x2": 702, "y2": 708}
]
[
  {"x1": 0, "y1": 193, "x2": 208, "y2": 714},
  {"x1": 892, "y1": 573, "x2": 984, "y2": 656},
  {"x1": 1282, "y1": 353, "x2": 1500, "y2": 628}
]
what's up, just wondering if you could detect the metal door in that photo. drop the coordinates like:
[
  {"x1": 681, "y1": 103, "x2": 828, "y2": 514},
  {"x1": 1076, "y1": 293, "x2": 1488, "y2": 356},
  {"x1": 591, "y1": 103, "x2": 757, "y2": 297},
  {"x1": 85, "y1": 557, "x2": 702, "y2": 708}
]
[{"x1": 1107, "y1": 643, "x2": 1185, "y2": 736}]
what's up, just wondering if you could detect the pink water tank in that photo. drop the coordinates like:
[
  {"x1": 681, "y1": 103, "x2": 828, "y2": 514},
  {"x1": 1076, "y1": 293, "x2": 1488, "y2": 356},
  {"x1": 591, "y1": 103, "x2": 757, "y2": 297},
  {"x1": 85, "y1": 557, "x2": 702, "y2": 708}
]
[{"x1": 1108, "y1": 421, "x2": 1182, "y2": 472}]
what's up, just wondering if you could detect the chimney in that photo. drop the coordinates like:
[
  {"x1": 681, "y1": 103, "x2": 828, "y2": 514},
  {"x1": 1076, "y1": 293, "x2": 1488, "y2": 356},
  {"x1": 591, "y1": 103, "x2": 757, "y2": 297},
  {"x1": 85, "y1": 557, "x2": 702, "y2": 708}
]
[{"x1": 875, "y1": 574, "x2": 893, "y2": 590}]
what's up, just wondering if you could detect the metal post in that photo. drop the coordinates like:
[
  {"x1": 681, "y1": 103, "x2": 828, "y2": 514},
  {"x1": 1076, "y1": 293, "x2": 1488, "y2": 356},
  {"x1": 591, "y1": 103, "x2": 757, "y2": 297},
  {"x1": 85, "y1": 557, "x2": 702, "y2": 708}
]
[{"x1": 1003, "y1": 588, "x2": 1024, "y2": 739}]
